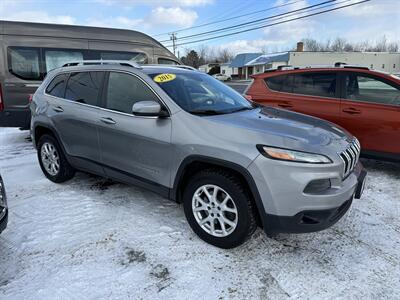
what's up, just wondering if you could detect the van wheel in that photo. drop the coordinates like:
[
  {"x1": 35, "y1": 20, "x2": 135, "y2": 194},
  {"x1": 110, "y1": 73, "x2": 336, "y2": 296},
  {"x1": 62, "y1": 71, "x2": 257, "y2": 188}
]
[
  {"x1": 37, "y1": 134, "x2": 75, "y2": 183},
  {"x1": 183, "y1": 169, "x2": 257, "y2": 248}
]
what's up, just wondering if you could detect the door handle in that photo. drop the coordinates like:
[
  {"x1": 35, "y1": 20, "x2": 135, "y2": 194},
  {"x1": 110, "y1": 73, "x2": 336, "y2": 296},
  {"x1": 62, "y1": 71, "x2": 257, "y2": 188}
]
[
  {"x1": 100, "y1": 117, "x2": 116, "y2": 125},
  {"x1": 52, "y1": 106, "x2": 64, "y2": 113},
  {"x1": 342, "y1": 108, "x2": 361, "y2": 115},
  {"x1": 278, "y1": 103, "x2": 293, "y2": 108}
]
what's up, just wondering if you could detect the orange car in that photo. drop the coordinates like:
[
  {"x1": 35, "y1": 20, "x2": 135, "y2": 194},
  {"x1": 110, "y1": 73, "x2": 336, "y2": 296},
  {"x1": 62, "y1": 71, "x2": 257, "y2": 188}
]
[{"x1": 245, "y1": 65, "x2": 400, "y2": 161}]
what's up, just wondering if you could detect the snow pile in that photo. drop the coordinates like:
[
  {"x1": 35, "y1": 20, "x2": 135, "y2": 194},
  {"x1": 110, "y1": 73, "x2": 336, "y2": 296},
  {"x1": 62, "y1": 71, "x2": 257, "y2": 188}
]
[{"x1": 0, "y1": 128, "x2": 399, "y2": 299}]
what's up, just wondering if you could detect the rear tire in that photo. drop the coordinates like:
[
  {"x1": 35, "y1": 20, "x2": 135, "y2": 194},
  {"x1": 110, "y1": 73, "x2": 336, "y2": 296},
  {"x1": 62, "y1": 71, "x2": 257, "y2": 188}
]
[
  {"x1": 37, "y1": 134, "x2": 75, "y2": 183},
  {"x1": 183, "y1": 169, "x2": 257, "y2": 248}
]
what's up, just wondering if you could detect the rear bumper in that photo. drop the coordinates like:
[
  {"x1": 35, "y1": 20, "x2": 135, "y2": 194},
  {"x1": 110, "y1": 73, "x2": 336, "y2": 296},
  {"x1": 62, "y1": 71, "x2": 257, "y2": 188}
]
[
  {"x1": 0, "y1": 209, "x2": 7, "y2": 234},
  {"x1": 0, "y1": 109, "x2": 30, "y2": 129}
]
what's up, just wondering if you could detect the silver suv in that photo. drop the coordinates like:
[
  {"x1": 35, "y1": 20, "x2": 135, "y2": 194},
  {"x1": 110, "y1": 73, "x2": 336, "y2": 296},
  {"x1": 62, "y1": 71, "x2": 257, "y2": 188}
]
[{"x1": 30, "y1": 61, "x2": 367, "y2": 248}]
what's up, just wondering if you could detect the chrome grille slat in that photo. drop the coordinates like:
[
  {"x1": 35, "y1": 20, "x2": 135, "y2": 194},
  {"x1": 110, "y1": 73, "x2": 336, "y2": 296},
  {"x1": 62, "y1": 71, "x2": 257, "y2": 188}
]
[{"x1": 338, "y1": 138, "x2": 361, "y2": 178}]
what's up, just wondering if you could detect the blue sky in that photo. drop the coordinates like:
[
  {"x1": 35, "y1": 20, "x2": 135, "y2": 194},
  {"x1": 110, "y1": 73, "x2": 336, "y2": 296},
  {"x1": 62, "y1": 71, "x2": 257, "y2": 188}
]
[{"x1": 1, "y1": 0, "x2": 399, "y2": 55}]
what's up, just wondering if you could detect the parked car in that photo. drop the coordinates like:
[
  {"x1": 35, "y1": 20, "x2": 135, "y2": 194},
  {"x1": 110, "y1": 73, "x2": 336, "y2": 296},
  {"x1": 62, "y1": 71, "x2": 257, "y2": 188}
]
[
  {"x1": 245, "y1": 65, "x2": 400, "y2": 161},
  {"x1": 213, "y1": 73, "x2": 231, "y2": 81},
  {"x1": 30, "y1": 61, "x2": 366, "y2": 248},
  {"x1": 0, "y1": 174, "x2": 8, "y2": 234},
  {"x1": 0, "y1": 20, "x2": 180, "y2": 129}
]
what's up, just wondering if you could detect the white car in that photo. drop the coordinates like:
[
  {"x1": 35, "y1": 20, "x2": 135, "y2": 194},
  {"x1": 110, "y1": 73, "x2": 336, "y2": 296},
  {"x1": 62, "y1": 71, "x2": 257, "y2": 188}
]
[{"x1": 212, "y1": 73, "x2": 231, "y2": 81}]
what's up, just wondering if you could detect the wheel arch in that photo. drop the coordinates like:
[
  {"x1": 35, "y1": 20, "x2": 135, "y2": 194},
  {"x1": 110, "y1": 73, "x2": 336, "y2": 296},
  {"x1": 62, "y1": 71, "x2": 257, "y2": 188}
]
[
  {"x1": 33, "y1": 123, "x2": 68, "y2": 156},
  {"x1": 171, "y1": 155, "x2": 268, "y2": 229}
]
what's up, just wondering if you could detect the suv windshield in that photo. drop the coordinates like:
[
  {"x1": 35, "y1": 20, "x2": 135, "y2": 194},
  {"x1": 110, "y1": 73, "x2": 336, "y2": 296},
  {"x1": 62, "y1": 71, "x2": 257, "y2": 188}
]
[{"x1": 149, "y1": 72, "x2": 253, "y2": 115}]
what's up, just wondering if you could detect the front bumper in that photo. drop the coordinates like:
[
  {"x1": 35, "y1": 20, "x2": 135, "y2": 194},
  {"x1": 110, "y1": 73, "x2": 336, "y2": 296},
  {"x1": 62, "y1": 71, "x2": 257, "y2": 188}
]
[{"x1": 248, "y1": 155, "x2": 366, "y2": 235}]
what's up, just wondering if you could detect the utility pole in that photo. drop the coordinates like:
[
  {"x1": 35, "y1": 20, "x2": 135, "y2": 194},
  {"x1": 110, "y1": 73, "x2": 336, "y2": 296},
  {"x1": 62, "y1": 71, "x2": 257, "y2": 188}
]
[{"x1": 170, "y1": 33, "x2": 177, "y2": 56}]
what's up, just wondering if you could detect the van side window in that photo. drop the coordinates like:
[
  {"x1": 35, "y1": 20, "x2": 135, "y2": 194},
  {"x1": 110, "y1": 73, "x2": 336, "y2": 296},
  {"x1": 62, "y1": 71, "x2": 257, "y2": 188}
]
[
  {"x1": 8, "y1": 47, "x2": 41, "y2": 80},
  {"x1": 65, "y1": 72, "x2": 104, "y2": 106},
  {"x1": 99, "y1": 52, "x2": 148, "y2": 64},
  {"x1": 45, "y1": 49, "x2": 84, "y2": 72},
  {"x1": 105, "y1": 72, "x2": 159, "y2": 114},
  {"x1": 158, "y1": 58, "x2": 178, "y2": 65},
  {"x1": 345, "y1": 74, "x2": 400, "y2": 106},
  {"x1": 46, "y1": 74, "x2": 68, "y2": 98}
]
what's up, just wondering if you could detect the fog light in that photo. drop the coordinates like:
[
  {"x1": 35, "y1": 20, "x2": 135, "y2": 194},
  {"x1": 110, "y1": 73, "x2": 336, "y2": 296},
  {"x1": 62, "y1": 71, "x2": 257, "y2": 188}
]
[{"x1": 304, "y1": 179, "x2": 331, "y2": 194}]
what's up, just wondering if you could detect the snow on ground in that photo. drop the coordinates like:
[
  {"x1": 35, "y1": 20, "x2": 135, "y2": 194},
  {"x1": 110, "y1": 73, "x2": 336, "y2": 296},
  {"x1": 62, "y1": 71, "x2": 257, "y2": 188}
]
[{"x1": 0, "y1": 128, "x2": 399, "y2": 299}]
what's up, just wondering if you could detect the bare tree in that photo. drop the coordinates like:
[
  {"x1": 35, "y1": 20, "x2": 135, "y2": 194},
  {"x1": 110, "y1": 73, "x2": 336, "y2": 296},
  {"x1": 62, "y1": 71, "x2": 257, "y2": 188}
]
[
  {"x1": 331, "y1": 38, "x2": 347, "y2": 52},
  {"x1": 216, "y1": 48, "x2": 234, "y2": 62}
]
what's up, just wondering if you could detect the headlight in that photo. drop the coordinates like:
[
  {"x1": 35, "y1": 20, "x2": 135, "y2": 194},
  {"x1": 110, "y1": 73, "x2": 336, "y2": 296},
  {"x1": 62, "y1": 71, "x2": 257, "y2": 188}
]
[{"x1": 257, "y1": 145, "x2": 332, "y2": 164}]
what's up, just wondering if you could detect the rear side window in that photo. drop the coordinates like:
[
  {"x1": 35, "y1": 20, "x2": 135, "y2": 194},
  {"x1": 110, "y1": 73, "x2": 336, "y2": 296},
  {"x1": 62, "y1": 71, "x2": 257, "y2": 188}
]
[
  {"x1": 291, "y1": 73, "x2": 337, "y2": 97},
  {"x1": 99, "y1": 51, "x2": 148, "y2": 64},
  {"x1": 46, "y1": 73, "x2": 68, "y2": 98},
  {"x1": 345, "y1": 74, "x2": 400, "y2": 106},
  {"x1": 266, "y1": 72, "x2": 337, "y2": 97},
  {"x1": 265, "y1": 75, "x2": 291, "y2": 93},
  {"x1": 65, "y1": 72, "x2": 104, "y2": 106},
  {"x1": 105, "y1": 72, "x2": 158, "y2": 114},
  {"x1": 44, "y1": 49, "x2": 84, "y2": 72},
  {"x1": 8, "y1": 47, "x2": 41, "y2": 80}
]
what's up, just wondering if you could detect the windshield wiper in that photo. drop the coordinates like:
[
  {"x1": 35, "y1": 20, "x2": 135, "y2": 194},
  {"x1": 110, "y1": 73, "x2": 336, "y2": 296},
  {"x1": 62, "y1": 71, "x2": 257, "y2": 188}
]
[
  {"x1": 229, "y1": 106, "x2": 254, "y2": 113},
  {"x1": 188, "y1": 109, "x2": 226, "y2": 115}
]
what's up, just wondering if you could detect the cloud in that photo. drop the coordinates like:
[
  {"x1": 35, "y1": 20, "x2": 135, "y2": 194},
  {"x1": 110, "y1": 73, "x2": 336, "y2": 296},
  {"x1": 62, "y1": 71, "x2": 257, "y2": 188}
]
[
  {"x1": 1, "y1": 11, "x2": 76, "y2": 25},
  {"x1": 147, "y1": 7, "x2": 198, "y2": 27},
  {"x1": 86, "y1": 6, "x2": 197, "y2": 30},
  {"x1": 214, "y1": 39, "x2": 287, "y2": 55},
  {"x1": 96, "y1": 0, "x2": 212, "y2": 7}
]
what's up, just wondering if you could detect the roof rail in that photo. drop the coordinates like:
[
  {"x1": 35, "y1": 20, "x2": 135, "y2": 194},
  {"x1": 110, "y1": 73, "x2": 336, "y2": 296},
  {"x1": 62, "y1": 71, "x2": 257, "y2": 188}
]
[
  {"x1": 170, "y1": 65, "x2": 197, "y2": 71},
  {"x1": 276, "y1": 65, "x2": 300, "y2": 71},
  {"x1": 145, "y1": 64, "x2": 198, "y2": 71},
  {"x1": 334, "y1": 62, "x2": 369, "y2": 70},
  {"x1": 62, "y1": 60, "x2": 142, "y2": 69}
]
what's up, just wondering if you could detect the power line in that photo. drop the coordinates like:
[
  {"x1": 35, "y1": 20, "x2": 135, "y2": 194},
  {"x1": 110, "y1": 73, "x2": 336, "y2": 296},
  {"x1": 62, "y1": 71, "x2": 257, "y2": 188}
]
[
  {"x1": 159, "y1": 0, "x2": 337, "y2": 43},
  {"x1": 167, "y1": 0, "x2": 351, "y2": 43},
  {"x1": 165, "y1": 0, "x2": 370, "y2": 48},
  {"x1": 153, "y1": 0, "x2": 305, "y2": 37}
]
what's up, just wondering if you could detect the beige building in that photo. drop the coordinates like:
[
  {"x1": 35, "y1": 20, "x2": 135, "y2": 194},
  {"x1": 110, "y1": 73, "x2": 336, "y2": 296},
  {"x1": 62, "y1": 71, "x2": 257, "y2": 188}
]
[{"x1": 242, "y1": 49, "x2": 400, "y2": 79}]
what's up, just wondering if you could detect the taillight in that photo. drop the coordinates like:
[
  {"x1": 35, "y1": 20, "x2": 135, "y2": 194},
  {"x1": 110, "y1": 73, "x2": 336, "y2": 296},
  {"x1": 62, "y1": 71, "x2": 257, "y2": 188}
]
[
  {"x1": 0, "y1": 83, "x2": 3, "y2": 112},
  {"x1": 244, "y1": 95, "x2": 253, "y2": 101},
  {"x1": 28, "y1": 94, "x2": 34, "y2": 103}
]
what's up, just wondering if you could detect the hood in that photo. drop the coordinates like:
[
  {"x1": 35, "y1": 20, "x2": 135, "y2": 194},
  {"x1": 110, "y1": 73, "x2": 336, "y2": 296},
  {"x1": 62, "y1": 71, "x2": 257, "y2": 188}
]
[{"x1": 205, "y1": 107, "x2": 352, "y2": 148}]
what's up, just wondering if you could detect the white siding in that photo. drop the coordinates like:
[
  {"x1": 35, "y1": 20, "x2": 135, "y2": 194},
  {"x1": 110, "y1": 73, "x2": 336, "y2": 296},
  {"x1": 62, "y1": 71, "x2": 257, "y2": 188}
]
[{"x1": 288, "y1": 52, "x2": 400, "y2": 73}]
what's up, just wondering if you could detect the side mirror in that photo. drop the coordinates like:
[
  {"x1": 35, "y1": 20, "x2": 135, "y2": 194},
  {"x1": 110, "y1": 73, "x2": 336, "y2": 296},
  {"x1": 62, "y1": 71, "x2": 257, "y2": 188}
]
[{"x1": 132, "y1": 101, "x2": 168, "y2": 117}]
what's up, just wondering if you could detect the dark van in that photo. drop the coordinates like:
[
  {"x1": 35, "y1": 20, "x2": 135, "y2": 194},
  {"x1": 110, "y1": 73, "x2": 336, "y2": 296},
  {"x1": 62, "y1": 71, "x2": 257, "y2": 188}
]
[{"x1": 0, "y1": 21, "x2": 179, "y2": 129}]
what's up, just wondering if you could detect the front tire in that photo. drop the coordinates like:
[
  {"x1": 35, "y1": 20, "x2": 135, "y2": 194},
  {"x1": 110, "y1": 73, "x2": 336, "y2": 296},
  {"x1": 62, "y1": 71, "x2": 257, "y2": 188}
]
[
  {"x1": 183, "y1": 169, "x2": 257, "y2": 248},
  {"x1": 37, "y1": 134, "x2": 75, "y2": 183}
]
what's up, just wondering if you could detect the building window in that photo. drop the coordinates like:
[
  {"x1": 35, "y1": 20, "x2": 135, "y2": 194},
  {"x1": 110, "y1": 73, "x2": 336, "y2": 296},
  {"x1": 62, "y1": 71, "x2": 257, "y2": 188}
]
[
  {"x1": 382, "y1": 64, "x2": 385, "y2": 69},
  {"x1": 393, "y1": 64, "x2": 396, "y2": 69},
  {"x1": 370, "y1": 64, "x2": 374, "y2": 69}
]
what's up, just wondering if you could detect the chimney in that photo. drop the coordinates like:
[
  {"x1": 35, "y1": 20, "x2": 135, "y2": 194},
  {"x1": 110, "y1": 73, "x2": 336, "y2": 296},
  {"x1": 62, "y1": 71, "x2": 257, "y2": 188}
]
[{"x1": 296, "y1": 42, "x2": 304, "y2": 52}]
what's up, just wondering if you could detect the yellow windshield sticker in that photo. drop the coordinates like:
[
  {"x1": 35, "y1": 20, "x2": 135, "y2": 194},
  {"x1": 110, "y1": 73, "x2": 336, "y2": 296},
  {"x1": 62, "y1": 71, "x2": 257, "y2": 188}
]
[{"x1": 154, "y1": 73, "x2": 176, "y2": 83}]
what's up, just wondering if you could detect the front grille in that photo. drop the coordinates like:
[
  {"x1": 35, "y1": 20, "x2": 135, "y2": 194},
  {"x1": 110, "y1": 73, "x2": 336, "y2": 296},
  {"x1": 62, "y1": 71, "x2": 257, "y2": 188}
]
[{"x1": 339, "y1": 138, "x2": 360, "y2": 178}]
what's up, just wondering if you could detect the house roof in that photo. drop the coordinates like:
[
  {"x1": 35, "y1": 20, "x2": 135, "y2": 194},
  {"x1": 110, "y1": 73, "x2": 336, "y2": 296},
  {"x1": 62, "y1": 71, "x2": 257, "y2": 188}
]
[
  {"x1": 230, "y1": 53, "x2": 262, "y2": 68},
  {"x1": 245, "y1": 52, "x2": 290, "y2": 66}
]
